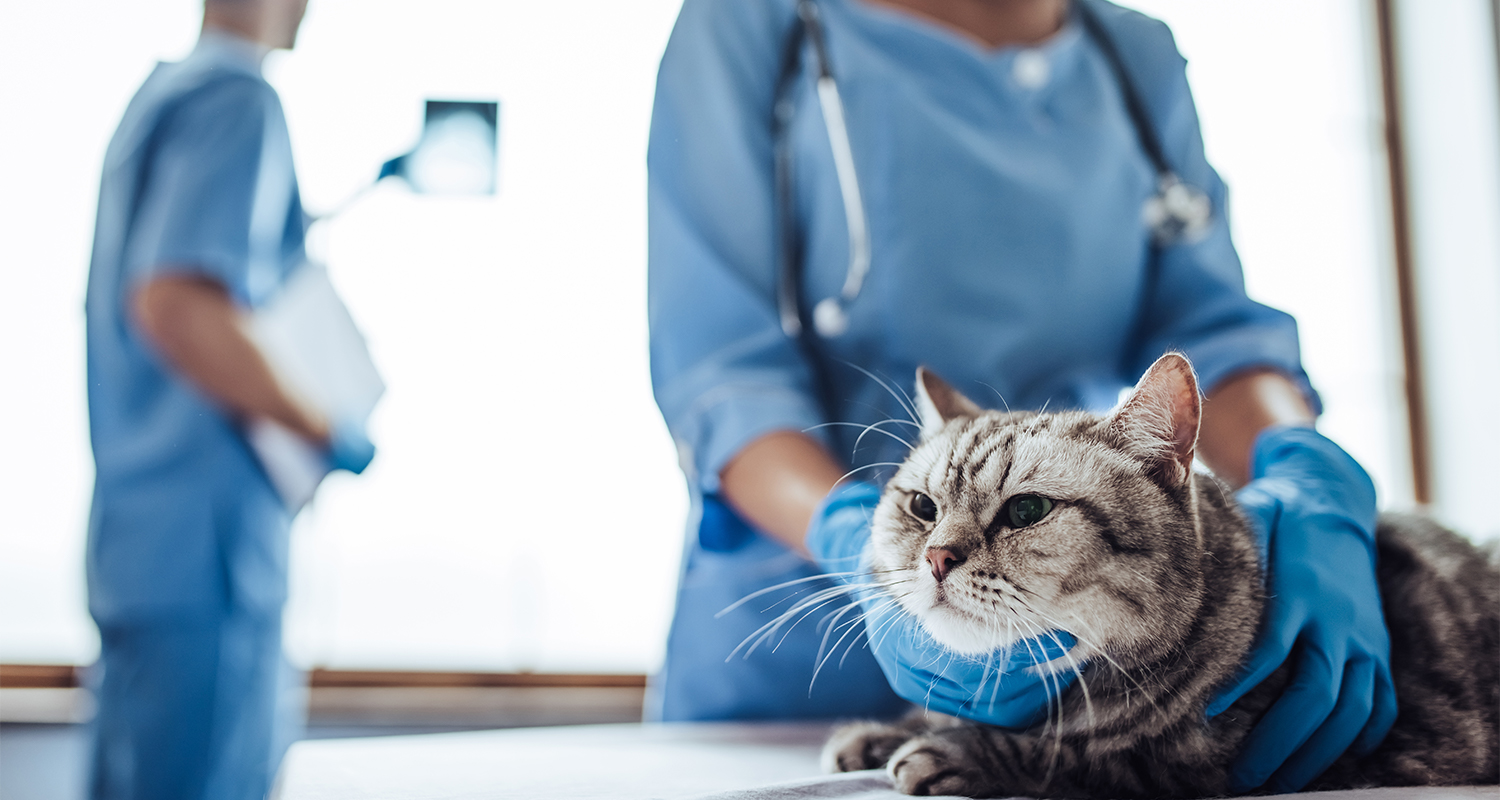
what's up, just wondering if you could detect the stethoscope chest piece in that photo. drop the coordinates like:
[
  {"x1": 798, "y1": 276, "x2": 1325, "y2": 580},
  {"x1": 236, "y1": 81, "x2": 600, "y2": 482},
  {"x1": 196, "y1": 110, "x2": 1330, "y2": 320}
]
[
  {"x1": 812, "y1": 297, "x2": 850, "y2": 338},
  {"x1": 1141, "y1": 174, "x2": 1213, "y2": 245}
]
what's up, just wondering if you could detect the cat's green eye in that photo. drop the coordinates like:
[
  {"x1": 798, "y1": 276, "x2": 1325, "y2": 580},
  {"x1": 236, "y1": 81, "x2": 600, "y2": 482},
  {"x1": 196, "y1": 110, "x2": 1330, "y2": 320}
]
[
  {"x1": 908, "y1": 492, "x2": 938, "y2": 522},
  {"x1": 1006, "y1": 494, "x2": 1054, "y2": 528}
]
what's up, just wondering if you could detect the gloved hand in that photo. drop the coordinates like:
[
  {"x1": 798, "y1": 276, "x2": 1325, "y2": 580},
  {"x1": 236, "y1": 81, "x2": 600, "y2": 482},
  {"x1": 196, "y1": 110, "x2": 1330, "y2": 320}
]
[
  {"x1": 1209, "y1": 426, "x2": 1396, "y2": 793},
  {"x1": 808, "y1": 481, "x2": 1078, "y2": 729},
  {"x1": 325, "y1": 418, "x2": 376, "y2": 474}
]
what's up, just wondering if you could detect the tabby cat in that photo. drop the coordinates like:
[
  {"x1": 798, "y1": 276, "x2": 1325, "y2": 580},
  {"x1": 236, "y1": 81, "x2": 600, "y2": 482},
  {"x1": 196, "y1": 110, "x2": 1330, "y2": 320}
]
[{"x1": 823, "y1": 353, "x2": 1499, "y2": 797}]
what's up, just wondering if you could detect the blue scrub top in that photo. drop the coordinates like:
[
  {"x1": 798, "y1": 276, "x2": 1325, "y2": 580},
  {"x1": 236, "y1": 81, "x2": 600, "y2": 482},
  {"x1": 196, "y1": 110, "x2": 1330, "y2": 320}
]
[
  {"x1": 85, "y1": 32, "x2": 303, "y2": 623},
  {"x1": 648, "y1": 0, "x2": 1315, "y2": 493}
]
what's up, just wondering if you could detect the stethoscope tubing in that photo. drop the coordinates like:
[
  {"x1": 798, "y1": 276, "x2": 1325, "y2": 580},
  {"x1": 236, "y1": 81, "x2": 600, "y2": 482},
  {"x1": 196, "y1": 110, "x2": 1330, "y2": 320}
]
[{"x1": 803, "y1": 2, "x2": 870, "y2": 338}]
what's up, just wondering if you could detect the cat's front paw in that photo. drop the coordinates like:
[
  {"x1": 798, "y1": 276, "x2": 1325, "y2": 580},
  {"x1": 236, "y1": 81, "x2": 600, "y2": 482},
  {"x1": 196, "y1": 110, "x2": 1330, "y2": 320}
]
[
  {"x1": 887, "y1": 736, "x2": 986, "y2": 796},
  {"x1": 822, "y1": 722, "x2": 916, "y2": 773}
]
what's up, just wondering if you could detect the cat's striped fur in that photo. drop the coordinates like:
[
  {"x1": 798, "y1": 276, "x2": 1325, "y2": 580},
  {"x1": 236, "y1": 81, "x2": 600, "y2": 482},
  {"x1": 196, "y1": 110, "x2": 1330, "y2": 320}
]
[{"x1": 823, "y1": 354, "x2": 1499, "y2": 797}]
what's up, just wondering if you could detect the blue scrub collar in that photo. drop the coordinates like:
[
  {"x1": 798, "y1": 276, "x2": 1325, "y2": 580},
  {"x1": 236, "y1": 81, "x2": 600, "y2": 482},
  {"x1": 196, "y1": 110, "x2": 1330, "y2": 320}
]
[{"x1": 193, "y1": 28, "x2": 271, "y2": 75}]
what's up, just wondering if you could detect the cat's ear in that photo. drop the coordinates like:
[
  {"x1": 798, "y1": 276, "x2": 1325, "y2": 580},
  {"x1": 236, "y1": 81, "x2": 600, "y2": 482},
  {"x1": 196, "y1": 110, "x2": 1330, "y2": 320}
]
[
  {"x1": 915, "y1": 367, "x2": 983, "y2": 438},
  {"x1": 1110, "y1": 353, "x2": 1201, "y2": 487}
]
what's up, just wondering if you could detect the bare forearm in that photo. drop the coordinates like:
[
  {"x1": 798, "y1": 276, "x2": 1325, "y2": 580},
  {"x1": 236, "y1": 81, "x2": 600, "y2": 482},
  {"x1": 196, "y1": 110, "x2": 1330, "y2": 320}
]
[
  {"x1": 1198, "y1": 369, "x2": 1316, "y2": 487},
  {"x1": 133, "y1": 274, "x2": 329, "y2": 443},
  {"x1": 719, "y1": 430, "x2": 847, "y2": 555}
]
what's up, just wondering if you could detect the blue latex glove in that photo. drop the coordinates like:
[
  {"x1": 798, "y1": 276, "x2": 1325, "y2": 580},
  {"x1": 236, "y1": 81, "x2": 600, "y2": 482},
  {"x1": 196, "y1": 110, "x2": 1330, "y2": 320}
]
[
  {"x1": 808, "y1": 481, "x2": 1078, "y2": 728},
  {"x1": 325, "y1": 419, "x2": 376, "y2": 474},
  {"x1": 1210, "y1": 426, "x2": 1397, "y2": 793}
]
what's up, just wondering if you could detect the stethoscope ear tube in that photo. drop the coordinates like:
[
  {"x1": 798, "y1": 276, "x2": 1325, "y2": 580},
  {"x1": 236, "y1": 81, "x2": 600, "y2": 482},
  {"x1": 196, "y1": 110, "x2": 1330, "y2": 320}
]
[{"x1": 775, "y1": 5, "x2": 811, "y2": 338}]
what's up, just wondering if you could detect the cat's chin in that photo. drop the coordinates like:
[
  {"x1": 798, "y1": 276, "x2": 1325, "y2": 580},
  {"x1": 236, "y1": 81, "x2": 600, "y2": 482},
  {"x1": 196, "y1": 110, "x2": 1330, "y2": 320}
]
[{"x1": 915, "y1": 605, "x2": 1021, "y2": 656}]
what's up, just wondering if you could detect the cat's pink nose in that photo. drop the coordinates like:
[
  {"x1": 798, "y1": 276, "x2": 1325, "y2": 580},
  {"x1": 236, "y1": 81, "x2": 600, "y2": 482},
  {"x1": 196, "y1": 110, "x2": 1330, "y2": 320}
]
[{"x1": 927, "y1": 547, "x2": 965, "y2": 583}]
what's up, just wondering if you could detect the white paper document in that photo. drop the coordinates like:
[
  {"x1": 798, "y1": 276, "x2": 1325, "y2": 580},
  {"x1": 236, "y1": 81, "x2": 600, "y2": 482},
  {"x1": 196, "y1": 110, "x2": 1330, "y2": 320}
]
[{"x1": 247, "y1": 264, "x2": 385, "y2": 510}]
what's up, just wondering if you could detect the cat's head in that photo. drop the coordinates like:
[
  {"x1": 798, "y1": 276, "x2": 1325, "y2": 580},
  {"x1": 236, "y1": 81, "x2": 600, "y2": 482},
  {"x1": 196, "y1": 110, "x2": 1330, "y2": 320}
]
[{"x1": 868, "y1": 353, "x2": 1208, "y2": 668}]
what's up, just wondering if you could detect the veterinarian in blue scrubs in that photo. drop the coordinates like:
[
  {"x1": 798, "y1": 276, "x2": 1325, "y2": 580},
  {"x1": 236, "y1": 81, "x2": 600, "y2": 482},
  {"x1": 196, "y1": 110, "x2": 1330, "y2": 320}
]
[
  {"x1": 648, "y1": 0, "x2": 1395, "y2": 793},
  {"x1": 84, "y1": 2, "x2": 369, "y2": 798}
]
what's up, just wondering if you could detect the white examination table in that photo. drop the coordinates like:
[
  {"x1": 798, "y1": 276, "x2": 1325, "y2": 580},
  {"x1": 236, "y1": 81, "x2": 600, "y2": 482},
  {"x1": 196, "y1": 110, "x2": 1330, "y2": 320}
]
[{"x1": 272, "y1": 722, "x2": 1499, "y2": 800}]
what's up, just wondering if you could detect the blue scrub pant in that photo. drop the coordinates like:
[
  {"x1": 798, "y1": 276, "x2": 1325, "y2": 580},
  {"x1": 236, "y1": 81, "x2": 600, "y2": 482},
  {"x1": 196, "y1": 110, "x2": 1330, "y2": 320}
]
[
  {"x1": 651, "y1": 497, "x2": 909, "y2": 722},
  {"x1": 88, "y1": 610, "x2": 296, "y2": 800}
]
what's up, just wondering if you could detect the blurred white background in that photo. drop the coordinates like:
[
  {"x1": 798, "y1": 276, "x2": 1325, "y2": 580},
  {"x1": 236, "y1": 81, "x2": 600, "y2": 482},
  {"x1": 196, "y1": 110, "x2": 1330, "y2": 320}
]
[{"x1": 1, "y1": 0, "x2": 1494, "y2": 671}]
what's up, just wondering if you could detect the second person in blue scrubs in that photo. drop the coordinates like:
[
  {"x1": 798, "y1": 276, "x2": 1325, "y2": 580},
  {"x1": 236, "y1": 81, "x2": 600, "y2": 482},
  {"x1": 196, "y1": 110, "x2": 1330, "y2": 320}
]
[
  {"x1": 648, "y1": 0, "x2": 1396, "y2": 793},
  {"x1": 83, "y1": 1, "x2": 370, "y2": 798}
]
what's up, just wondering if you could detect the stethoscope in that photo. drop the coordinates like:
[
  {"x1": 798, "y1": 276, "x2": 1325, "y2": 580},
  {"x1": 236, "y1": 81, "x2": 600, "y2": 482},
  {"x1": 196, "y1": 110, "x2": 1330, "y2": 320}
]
[{"x1": 775, "y1": 0, "x2": 1213, "y2": 340}]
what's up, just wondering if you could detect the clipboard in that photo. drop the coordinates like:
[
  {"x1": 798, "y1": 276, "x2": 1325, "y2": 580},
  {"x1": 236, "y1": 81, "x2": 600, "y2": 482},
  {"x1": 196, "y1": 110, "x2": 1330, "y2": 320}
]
[{"x1": 246, "y1": 263, "x2": 385, "y2": 510}]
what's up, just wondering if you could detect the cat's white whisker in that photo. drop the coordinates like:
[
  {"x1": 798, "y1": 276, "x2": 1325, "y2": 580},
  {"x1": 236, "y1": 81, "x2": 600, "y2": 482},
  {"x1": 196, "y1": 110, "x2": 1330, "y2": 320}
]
[
  {"x1": 835, "y1": 462, "x2": 906, "y2": 484},
  {"x1": 966, "y1": 650, "x2": 999, "y2": 708},
  {"x1": 1028, "y1": 605, "x2": 1157, "y2": 724},
  {"x1": 1024, "y1": 634, "x2": 1067, "y2": 747},
  {"x1": 810, "y1": 600, "x2": 888, "y2": 694},
  {"x1": 812, "y1": 598, "x2": 867, "y2": 665},
  {"x1": 1028, "y1": 609, "x2": 1120, "y2": 673},
  {"x1": 842, "y1": 361, "x2": 921, "y2": 425},
  {"x1": 727, "y1": 585, "x2": 867, "y2": 662},
  {"x1": 717, "y1": 572, "x2": 863, "y2": 618},
  {"x1": 813, "y1": 588, "x2": 898, "y2": 636},
  {"x1": 987, "y1": 618, "x2": 1020, "y2": 709},
  {"x1": 920, "y1": 653, "x2": 959, "y2": 715},
  {"x1": 1017, "y1": 613, "x2": 1095, "y2": 737},
  {"x1": 767, "y1": 591, "x2": 869, "y2": 655},
  {"x1": 975, "y1": 380, "x2": 1013, "y2": 414},
  {"x1": 805, "y1": 420, "x2": 916, "y2": 452},
  {"x1": 1010, "y1": 621, "x2": 1068, "y2": 786},
  {"x1": 851, "y1": 419, "x2": 915, "y2": 454},
  {"x1": 864, "y1": 588, "x2": 922, "y2": 655},
  {"x1": 835, "y1": 601, "x2": 896, "y2": 669},
  {"x1": 886, "y1": 372, "x2": 925, "y2": 427},
  {"x1": 755, "y1": 583, "x2": 841, "y2": 617}
]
